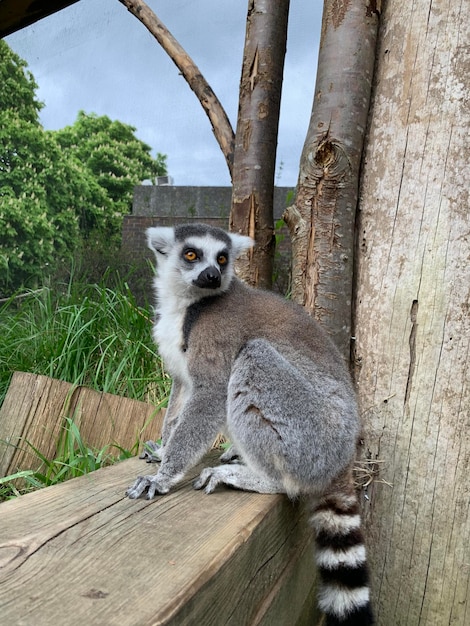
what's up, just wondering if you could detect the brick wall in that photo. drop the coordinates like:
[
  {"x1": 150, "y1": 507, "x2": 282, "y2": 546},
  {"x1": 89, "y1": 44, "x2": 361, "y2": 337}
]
[{"x1": 131, "y1": 185, "x2": 293, "y2": 218}]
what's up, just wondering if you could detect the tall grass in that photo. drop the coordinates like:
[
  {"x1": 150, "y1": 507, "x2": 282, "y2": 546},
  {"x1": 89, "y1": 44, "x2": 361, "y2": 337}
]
[
  {"x1": 0, "y1": 260, "x2": 170, "y2": 500},
  {"x1": 0, "y1": 417, "x2": 133, "y2": 497},
  {"x1": 0, "y1": 269, "x2": 170, "y2": 408},
  {"x1": 0, "y1": 414, "x2": 141, "y2": 500}
]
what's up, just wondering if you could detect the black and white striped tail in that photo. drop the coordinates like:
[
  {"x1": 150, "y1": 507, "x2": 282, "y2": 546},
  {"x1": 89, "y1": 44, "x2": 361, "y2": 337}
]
[{"x1": 311, "y1": 490, "x2": 374, "y2": 625}]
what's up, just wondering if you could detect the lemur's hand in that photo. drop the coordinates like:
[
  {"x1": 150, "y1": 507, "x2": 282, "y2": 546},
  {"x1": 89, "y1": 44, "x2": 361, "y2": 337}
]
[
  {"x1": 126, "y1": 473, "x2": 169, "y2": 499},
  {"x1": 139, "y1": 440, "x2": 164, "y2": 463}
]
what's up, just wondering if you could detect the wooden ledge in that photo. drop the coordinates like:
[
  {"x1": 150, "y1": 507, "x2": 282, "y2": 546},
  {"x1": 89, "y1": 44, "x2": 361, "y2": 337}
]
[{"x1": 1, "y1": 454, "x2": 319, "y2": 625}]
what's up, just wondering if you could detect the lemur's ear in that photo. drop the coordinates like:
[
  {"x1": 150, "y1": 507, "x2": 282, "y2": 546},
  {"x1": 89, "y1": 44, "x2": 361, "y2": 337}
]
[
  {"x1": 146, "y1": 227, "x2": 175, "y2": 258},
  {"x1": 229, "y1": 233, "x2": 254, "y2": 259}
]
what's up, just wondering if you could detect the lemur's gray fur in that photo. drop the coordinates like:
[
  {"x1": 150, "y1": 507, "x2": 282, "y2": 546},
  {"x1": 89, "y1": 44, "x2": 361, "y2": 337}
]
[{"x1": 127, "y1": 223, "x2": 373, "y2": 625}]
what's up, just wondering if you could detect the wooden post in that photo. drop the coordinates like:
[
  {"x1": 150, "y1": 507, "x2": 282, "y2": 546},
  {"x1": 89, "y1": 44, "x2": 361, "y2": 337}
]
[
  {"x1": 353, "y1": 0, "x2": 470, "y2": 622},
  {"x1": 230, "y1": 0, "x2": 290, "y2": 289}
]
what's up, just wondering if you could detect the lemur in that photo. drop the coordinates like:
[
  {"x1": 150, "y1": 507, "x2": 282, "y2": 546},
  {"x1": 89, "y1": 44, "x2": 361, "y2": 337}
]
[{"x1": 127, "y1": 223, "x2": 374, "y2": 625}]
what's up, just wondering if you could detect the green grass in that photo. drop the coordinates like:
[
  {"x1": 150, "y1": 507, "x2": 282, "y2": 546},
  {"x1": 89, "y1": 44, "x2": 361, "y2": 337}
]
[
  {"x1": 0, "y1": 268, "x2": 170, "y2": 499},
  {"x1": 0, "y1": 270, "x2": 169, "y2": 408},
  {"x1": 0, "y1": 416, "x2": 137, "y2": 501}
]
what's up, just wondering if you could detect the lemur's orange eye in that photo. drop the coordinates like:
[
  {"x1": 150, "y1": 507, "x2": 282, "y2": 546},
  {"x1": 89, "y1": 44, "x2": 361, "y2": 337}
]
[
  {"x1": 217, "y1": 254, "x2": 227, "y2": 266},
  {"x1": 184, "y1": 250, "x2": 197, "y2": 262}
]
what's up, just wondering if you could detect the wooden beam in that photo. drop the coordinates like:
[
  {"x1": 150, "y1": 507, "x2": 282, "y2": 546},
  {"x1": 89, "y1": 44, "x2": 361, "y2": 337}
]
[
  {"x1": 0, "y1": 454, "x2": 320, "y2": 624},
  {"x1": 0, "y1": 0, "x2": 80, "y2": 38}
]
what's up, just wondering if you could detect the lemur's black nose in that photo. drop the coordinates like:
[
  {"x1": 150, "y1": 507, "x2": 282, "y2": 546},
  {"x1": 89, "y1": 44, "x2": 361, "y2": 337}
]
[{"x1": 194, "y1": 266, "x2": 221, "y2": 289}]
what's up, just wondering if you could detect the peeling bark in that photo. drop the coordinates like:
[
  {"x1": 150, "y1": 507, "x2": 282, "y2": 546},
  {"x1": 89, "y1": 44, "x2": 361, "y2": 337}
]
[
  {"x1": 230, "y1": 0, "x2": 289, "y2": 288},
  {"x1": 284, "y1": 0, "x2": 380, "y2": 355}
]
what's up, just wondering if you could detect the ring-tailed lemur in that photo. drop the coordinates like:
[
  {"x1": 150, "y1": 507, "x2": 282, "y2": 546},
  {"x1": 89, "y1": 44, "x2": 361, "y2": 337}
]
[{"x1": 127, "y1": 223, "x2": 373, "y2": 625}]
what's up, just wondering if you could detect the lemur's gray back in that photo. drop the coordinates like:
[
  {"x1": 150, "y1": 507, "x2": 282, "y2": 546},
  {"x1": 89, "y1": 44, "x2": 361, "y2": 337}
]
[
  {"x1": 127, "y1": 223, "x2": 374, "y2": 625},
  {"x1": 182, "y1": 279, "x2": 359, "y2": 492}
]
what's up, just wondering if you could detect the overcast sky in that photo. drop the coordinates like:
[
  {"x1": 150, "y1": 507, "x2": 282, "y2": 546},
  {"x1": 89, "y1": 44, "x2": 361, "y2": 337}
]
[{"x1": 6, "y1": 0, "x2": 322, "y2": 187}]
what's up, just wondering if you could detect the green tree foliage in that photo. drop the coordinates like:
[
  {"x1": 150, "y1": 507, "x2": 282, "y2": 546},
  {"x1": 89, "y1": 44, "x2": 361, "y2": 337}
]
[
  {"x1": 0, "y1": 41, "x2": 167, "y2": 296},
  {"x1": 0, "y1": 112, "x2": 82, "y2": 289},
  {"x1": 0, "y1": 40, "x2": 42, "y2": 123},
  {"x1": 54, "y1": 112, "x2": 166, "y2": 237},
  {"x1": 0, "y1": 41, "x2": 82, "y2": 291}
]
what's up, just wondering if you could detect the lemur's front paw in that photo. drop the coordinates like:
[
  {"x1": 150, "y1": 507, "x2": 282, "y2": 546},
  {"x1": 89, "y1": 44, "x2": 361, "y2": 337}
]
[
  {"x1": 139, "y1": 440, "x2": 164, "y2": 463},
  {"x1": 219, "y1": 445, "x2": 241, "y2": 464},
  {"x1": 194, "y1": 466, "x2": 235, "y2": 494},
  {"x1": 126, "y1": 474, "x2": 170, "y2": 499},
  {"x1": 194, "y1": 467, "x2": 218, "y2": 493}
]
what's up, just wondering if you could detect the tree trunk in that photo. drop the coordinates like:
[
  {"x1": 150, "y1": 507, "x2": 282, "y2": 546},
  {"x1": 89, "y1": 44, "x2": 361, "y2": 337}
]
[
  {"x1": 353, "y1": 0, "x2": 470, "y2": 623},
  {"x1": 229, "y1": 0, "x2": 289, "y2": 288},
  {"x1": 283, "y1": 0, "x2": 380, "y2": 355}
]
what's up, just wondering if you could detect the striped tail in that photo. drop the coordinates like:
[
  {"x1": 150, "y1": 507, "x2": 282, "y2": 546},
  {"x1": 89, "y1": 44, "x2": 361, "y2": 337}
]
[{"x1": 310, "y1": 483, "x2": 374, "y2": 625}]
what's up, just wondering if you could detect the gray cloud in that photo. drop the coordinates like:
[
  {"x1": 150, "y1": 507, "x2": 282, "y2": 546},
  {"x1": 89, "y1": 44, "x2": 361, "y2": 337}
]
[{"x1": 6, "y1": 0, "x2": 321, "y2": 186}]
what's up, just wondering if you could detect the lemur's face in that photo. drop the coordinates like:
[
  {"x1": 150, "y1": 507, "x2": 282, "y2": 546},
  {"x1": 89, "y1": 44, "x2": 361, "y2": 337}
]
[
  {"x1": 177, "y1": 234, "x2": 231, "y2": 291},
  {"x1": 146, "y1": 224, "x2": 253, "y2": 297}
]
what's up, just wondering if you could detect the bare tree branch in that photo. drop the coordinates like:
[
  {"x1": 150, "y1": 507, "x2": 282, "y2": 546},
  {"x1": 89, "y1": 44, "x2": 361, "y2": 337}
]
[{"x1": 118, "y1": 0, "x2": 235, "y2": 177}]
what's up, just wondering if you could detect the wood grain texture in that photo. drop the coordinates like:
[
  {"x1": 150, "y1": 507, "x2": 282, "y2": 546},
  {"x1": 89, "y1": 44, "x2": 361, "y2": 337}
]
[
  {"x1": 229, "y1": 0, "x2": 289, "y2": 289},
  {"x1": 0, "y1": 372, "x2": 164, "y2": 477},
  {"x1": 0, "y1": 454, "x2": 318, "y2": 625},
  {"x1": 354, "y1": 0, "x2": 470, "y2": 623}
]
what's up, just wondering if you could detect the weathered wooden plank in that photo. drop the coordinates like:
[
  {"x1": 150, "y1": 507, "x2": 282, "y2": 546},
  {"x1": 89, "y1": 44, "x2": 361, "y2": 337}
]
[
  {"x1": 0, "y1": 372, "x2": 164, "y2": 477},
  {"x1": 0, "y1": 454, "x2": 319, "y2": 625}
]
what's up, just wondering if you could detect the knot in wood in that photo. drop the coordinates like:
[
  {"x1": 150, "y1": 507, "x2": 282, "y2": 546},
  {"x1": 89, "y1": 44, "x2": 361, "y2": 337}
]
[
  {"x1": 310, "y1": 138, "x2": 350, "y2": 182},
  {"x1": 314, "y1": 140, "x2": 336, "y2": 168}
]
